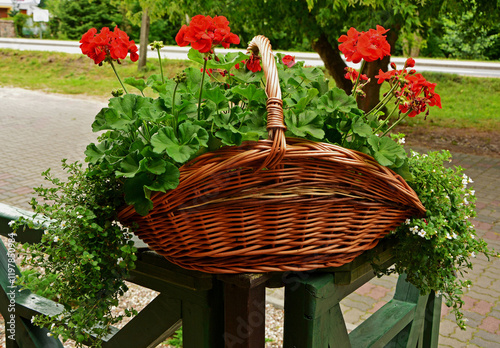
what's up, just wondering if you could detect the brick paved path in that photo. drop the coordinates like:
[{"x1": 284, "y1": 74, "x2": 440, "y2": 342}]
[{"x1": 1, "y1": 87, "x2": 499, "y2": 346}]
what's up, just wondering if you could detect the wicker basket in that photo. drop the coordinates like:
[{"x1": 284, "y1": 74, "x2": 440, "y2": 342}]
[{"x1": 118, "y1": 35, "x2": 426, "y2": 274}]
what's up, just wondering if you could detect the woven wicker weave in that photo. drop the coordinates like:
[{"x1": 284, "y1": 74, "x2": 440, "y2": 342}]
[{"x1": 118, "y1": 35, "x2": 426, "y2": 274}]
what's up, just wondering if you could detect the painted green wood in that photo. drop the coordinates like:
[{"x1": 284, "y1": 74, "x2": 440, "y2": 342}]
[
  {"x1": 348, "y1": 299, "x2": 416, "y2": 347},
  {"x1": 0, "y1": 203, "x2": 44, "y2": 243},
  {"x1": 103, "y1": 294, "x2": 182, "y2": 348},
  {"x1": 182, "y1": 281, "x2": 225, "y2": 348},
  {"x1": 0, "y1": 237, "x2": 64, "y2": 347},
  {"x1": 283, "y1": 274, "x2": 352, "y2": 348},
  {"x1": 422, "y1": 291, "x2": 442, "y2": 348}
]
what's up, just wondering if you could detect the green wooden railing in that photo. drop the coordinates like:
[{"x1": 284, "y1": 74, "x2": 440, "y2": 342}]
[{"x1": 0, "y1": 202, "x2": 441, "y2": 348}]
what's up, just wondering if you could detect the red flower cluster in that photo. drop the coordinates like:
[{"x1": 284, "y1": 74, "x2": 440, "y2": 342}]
[
  {"x1": 338, "y1": 25, "x2": 391, "y2": 63},
  {"x1": 246, "y1": 54, "x2": 262, "y2": 72},
  {"x1": 344, "y1": 67, "x2": 368, "y2": 83},
  {"x1": 282, "y1": 55, "x2": 296, "y2": 68},
  {"x1": 398, "y1": 73, "x2": 442, "y2": 117},
  {"x1": 80, "y1": 27, "x2": 139, "y2": 65},
  {"x1": 175, "y1": 15, "x2": 240, "y2": 53},
  {"x1": 375, "y1": 65, "x2": 441, "y2": 118}
]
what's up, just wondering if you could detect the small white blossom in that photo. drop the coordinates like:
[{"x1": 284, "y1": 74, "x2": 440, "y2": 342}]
[
  {"x1": 8, "y1": 220, "x2": 15, "y2": 227},
  {"x1": 452, "y1": 232, "x2": 458, "y2": 239},
  {"x1": 470, "y1": 234, "x2": 475, "y2": 239},
  {"x1": 436, "y1": 290, "x2": 443, "y2": 296},
  {"x1": 53, "y1": 236, "x2": 59, "y2": 243},
  {"x1": 446, "y1": 233, "x2": 452, "y2": 240},
  {"x1": 398, "y1": 137, "x2": 405, "y2": 145},
  {"x1": 76, "y1": 215, "x2": 83, "y2": 219},
  {"x1": 47, "y1": 333, "x2": 52, "y2": 337},
  {"x1": 418, "y1": 229, "x2": 427, "y2": 238},
  {"x1": 470, "y1": 252, "x2": 476, "y2": 258},
  {"x1": 31, "y1": 317, "x2": 35, "y2": 323},
  {"x1": 44, "y1": 230, "x2": 49, "y2": 235},
  {"x1": 405, "y1": 219, "x2": 411, "y2": 225},
  {"x1": 470, "y1": 190, "x2": 475, "y2": 196}
]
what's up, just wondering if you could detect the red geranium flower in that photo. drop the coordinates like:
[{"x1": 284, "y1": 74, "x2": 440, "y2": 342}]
[
  {"x1": 80, "y1": 26, "x2": 139, "y2": 65},
  {"x1": 405, "y1": 57, "x2": 415, "y2": 68},
  {"x1": 338, "y1": 25, "x2": 391, "y2": 63},
  {"x1": 282, "y1": 55, "x2": 296, "y2": 68},
  {"x1": 375, "y1": 69, "x2": 398, "y2": 84},
  {"x1": 398, "y1": 73, "x2": 442, "y2": 117},
  {"x1": 246, "y1": 54, "x2": 262, "y2": 72},
  {"x1": 344, "y1": 67, "x2": 368, "y2": 83},
  {"x1": 175, "y1": 15, "x2": 240, "y2": 54}
]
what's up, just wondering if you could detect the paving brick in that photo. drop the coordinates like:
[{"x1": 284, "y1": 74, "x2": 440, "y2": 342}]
[
  {"x1": 471, "y1": 330, "x2": 500, "y2": 347},
  {"x1": 479, "y1": 316, "x2": 500, "y2": 334},
  {"x1": 471, "y1": 300, "x2": 494, "y2": 316}
]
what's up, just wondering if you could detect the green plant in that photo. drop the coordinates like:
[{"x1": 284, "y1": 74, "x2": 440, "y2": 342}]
[
  {"x1": 11, "y1": 16, "x2": 494, "y2": 345},
  {"x1": 13, "y1": 161, "x2": 137, "y2": 346},
  {"x1": 165, "y1": 327, "x2": 183, "y2": 347},
  {"x1": 375, "y1": 150, "x2": 496, "y2": 329}
]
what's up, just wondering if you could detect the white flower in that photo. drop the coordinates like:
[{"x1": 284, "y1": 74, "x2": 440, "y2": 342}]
[
  {"x1": 31, "y1": 317, "x2": 35, "y2": 323},
  {"x1": 446, "y1": 233, "x2": 452, "y2": 240},
  {"x1": 47, "y1": 333, "x2": 52, "y2": 337},
  {"x1": 452, "y1": 232, "x2": 458, "y2": 239},
  {"x1": 116, "y1": 257, "x2": 124, "y2": 264},
  {"x1": 470, "y1": 234, "x2": 475, "y2": 239},
  {"x1": 8, "y1": 220, "x2": 15, "y2": 227},
  {"x1": 405, "y1": 219, "x2": 411, "y2": 225},
  {"x1": 463, "y1": 198, "x2": 469, "y2": 205},
  {"x1": 470, "y1": 190, "x2": 475, "y2": 196},
  {"x1": 398, "y1": 137, "x2": 405, "y2": 144},
  {"x1": 76, "y1": 215, "x2": 83, "y2": 219},
  {"x1": 436, "y1": 290, "x2": 443, "y2": 296},
  {"x1": 44, "y1": 230, "x2": 49, "y2": 235},
  {"x1": 53, "y1": 236, "x2": 59, "y2": 243},
  {"x1": 470, "y1": 252, "x2": 476, "y2": 258},
  {"x1": 418, "y1": 229, "x2": 427, "y2": 238}
]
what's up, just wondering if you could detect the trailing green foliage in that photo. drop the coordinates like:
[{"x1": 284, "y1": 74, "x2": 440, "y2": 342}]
[
  {"x1": 376, "y1": 150, "x2": 497, "y2": 330},
  {"x1": 13, "y1": 161, "x2": 137, "y2": 346}
]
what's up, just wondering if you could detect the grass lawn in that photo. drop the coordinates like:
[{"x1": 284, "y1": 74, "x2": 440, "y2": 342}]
[{"x1": 1, "y1": 49, "x2": 499, "y2": 132}]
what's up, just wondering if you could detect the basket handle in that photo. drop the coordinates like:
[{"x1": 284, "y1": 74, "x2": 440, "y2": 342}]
[{"x1": 247, "y1": 35, "x2": 286, "y2": 169}]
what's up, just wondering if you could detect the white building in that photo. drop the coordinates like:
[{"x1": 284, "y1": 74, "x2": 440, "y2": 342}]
[{"x1": 0, "y1": 0, "x2": 41, "y2": 18}]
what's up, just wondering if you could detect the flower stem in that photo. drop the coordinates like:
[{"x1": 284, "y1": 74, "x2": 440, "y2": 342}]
[
  {"x1": 198, "y1": 58, "x2": 208, "y2": 120},
  {"x1": 351, "y1": 60, "x2": 366, "y2": 97},
  {"x1": 366, "y1": 82, "x2": 399, "y2": 118},
  {"x1": 373, "y1": 103, "x2": 400, "y2": 134},
  {"x1": 109, "y1": 61, "x2": 128, "y2": 94},
  {"x1": 381, "y1": 111, "x2": 410, "y2": 137},
  {"x1": 156, "y1": 48, "x2": 165, "y2": 84}
]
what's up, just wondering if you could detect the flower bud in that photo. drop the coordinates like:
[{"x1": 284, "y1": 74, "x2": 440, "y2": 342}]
[
  {"x1": 405, "y1": 57, "x2": 415, "y2": 68},
  {"x1": 390, "y1": 62, "x2": 397, "y2": 70},
  {"x1": 174, "y1": 72, "x2": 187, "y2": 84},
  {"x1": 150, "y1": 41, "x2": 165, "y2": 50}
]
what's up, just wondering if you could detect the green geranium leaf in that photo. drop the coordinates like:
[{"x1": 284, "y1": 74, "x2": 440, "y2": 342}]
[
  {"x1": 232, "y1": 84, "x2": 267, "y2": 105},
  {"x1": 137, "y1": 106, "x2": 169, "y2": 122},
  {"x1": 285, "y1": 110, "x2": 325, "y2": 139},
  {"x1": 294, "y1": 88, "x2": 319, "y2": 113},
  {"x1": 181, "y1": 67, "x2": 204, "y2": 95},
  {"x1": 187, "y1": 48, "x2": 205, "y2": 65},
  {"x1": 145, "y1": 162, "x2": 180, "y2": 192},
  {"x1": 151, "y1": 122, "x2": 209, "y2": 163},
  {"x1": 318, "y1": 87, "x2": 357, "y2": 113},
  {"x1": 123, "y1": 173, "x2": 153, "y2": 216},
  {"x1": 368, "y1": 135, "x2": 407, "y2": 167},
  {"x1": 215, "y1": 129, "x2": 243, "y2": 146},
  {"x1": 352, "y1": 117, "x2": 373, "y2": 138},
  {"x1": 85, "y1": 142, "x2": 106, "y2": 164},
  {"x1": 207, "y1": 51, "x2": 247, "y2": 70},
  {"x1": 124, "y1": 77, "x2": 148, "y2": 93},
  {"x1": 116, "y1": 152, "x2": 140, "y2": 178},
  {"x1": 203, "y1": 86, "x2": 228, "y2": 108},
  {"x1": 142, "y1": 158, "x2": 167, "y2": 175}
]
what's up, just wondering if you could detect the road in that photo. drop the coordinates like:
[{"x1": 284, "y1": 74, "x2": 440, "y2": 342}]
[{"x1": 1, "y1": 37, "x2": 500, "y2": 78}]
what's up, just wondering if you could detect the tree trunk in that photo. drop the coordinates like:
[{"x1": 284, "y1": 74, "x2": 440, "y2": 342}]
[
  {"x1": 357, "y1": 29, "x2": 400, "y2": 112},
  {"x1": 138, "y1": 9, "x2": 150, "y2": 71},
  {"x1": 311, "y1": 33, "x2": 352, "y2": 94}
]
